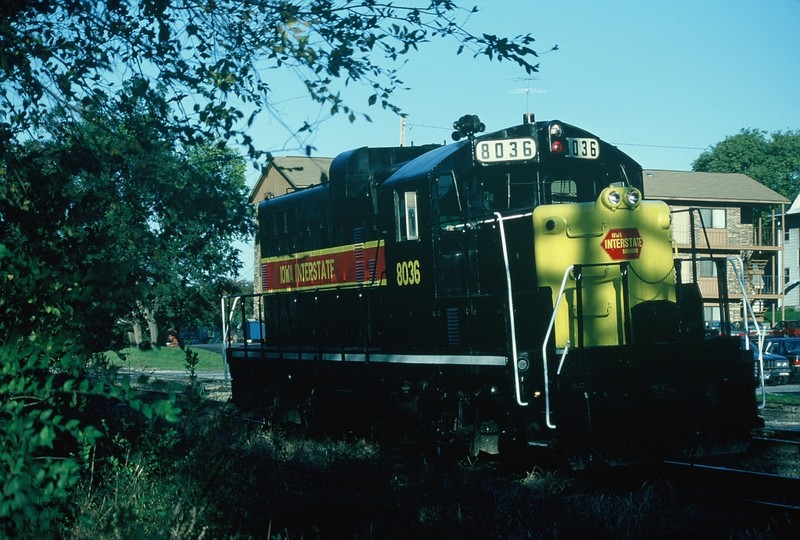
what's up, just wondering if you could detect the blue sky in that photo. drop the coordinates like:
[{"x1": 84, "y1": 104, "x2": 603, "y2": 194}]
[
  {"x1": 252, "y1": 0, "x2": 799, "y2": 172},
  {"x1": 237, "y1": 0, "x2": 800, "y2": 277}
]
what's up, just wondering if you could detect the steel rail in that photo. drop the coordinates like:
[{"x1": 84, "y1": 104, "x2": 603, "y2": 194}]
[{"x1": 662, "y1": 461, "x2": 800, "y2": 511}]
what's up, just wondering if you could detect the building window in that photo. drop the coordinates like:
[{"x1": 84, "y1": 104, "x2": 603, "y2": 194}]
[
  {"x1": 698, "y1": 259, "x2": 717, "y2": 278},
  {"x1": 704, "y1": 306, "x2": 721, "y2": 324},
  {"x1": 699, "y1": 208, "x2": 726, "y2": 228}
]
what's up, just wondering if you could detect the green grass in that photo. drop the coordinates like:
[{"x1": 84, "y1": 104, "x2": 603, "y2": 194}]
[
  {"x1": 108, "y1": 345, "x2": 225, "y2": 372},
  {"x1": 765, "y1": 392, "x2": 800, "y2": 406}
]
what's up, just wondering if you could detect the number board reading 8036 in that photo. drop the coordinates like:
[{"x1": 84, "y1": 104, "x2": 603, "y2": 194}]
[
  {"x1": 396, "y1": 260, "x2": 421, "y2": 286},
  {"x1": 475, "y1": 137, "x2": 537, "y2": 163},
  {"x1": 565, "y1": 137, "x2": 599, "y2": 159}
]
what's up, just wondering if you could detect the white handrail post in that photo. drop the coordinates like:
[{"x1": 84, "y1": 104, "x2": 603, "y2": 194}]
[
  {"x1": 493, "y1": 212, "x2": 528, "y2": 407},
  {"x1": 541, "y1": 265, "x2": 575, "y2": 429}
]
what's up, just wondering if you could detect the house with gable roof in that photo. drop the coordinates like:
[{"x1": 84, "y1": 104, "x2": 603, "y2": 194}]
[{"x1": 248, "y1": 156, "x2": 333, "y2": 289}]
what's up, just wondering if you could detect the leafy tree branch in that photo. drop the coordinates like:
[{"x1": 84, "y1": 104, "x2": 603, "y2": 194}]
[
  {"x1": 693, "y1": 128, "x2": 800, "y2": 200},
  {"x1": 2, "y1": 1, "x2": 547, "y2": 159}
]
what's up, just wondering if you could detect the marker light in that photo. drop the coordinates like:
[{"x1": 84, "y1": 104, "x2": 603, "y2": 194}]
[
  {"x1": 551, "y1": 140, "x2": 564, "y2": 153},
  {"x1": 517, "y1": 356, "x2": 530, "y2": 372},
  {"x1": 625, "y1": 188, "x2": 642, "y2": 207}
]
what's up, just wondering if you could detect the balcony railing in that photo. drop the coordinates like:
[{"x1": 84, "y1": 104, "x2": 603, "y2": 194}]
[
  {"x1": 672, "y1": 227, "x2": 727, "y2": 247},
  {"x1": 671, "y1": 222, "x2": 780, "y2": 251},
  {"x1": 692, "y1": 273, "x2": 779, "y2": 299}
]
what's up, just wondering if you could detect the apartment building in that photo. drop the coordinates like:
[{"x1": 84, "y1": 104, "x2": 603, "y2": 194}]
[{"x1": 644, "y1": 169, "x2": 789, "y2": 323}]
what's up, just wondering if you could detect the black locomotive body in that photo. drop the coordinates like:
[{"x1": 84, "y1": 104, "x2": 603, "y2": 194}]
[{"x1": 224, "y1": 114, "x2": 760, "y2": 466}]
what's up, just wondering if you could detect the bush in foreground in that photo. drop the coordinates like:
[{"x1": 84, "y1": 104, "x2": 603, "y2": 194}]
[{"x1": 58, "y1": 384, "x2": 795, "y2": 539}]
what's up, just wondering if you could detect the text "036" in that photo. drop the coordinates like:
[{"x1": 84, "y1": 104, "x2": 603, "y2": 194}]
[{"x1": 396, "y1": 260, "x2": 421, "y2": 286}]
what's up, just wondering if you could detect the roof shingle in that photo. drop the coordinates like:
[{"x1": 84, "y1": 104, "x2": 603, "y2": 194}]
[{"x1": 643, "y1": 169, "x2": 789, "y2": 205}]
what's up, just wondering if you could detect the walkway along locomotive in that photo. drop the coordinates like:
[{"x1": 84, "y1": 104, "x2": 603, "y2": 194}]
[{"x1": 223, "y1": 114, "x2": 760, "y2": 466}]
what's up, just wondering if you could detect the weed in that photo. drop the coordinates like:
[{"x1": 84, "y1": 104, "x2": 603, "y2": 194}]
[{"x1": 521, "y1": 466, "x2": 572, "y2": 496}]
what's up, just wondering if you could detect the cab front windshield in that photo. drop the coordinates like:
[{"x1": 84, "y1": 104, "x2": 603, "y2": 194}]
[{"x1": 477, "y1": 161, "x2": 635, "y2": 212}]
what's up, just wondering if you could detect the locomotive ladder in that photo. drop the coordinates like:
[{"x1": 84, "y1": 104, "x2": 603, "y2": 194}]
[{"x1": 676, "y1": 206, "x2": 768, "y2": 409}]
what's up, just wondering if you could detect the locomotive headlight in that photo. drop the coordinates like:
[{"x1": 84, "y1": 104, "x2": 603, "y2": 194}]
[
  {"x1": 549, "y1": 123, "x2": 563, "y2": 138},
  {"x1": 625, "y1": 188, "x2": 641, "y2": 208},
  {"x1": 601, "y1": 188, "x2": 621, "y2": 209}
]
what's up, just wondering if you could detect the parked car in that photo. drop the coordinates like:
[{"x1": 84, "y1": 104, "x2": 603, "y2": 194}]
[
  {"x1": 730, "y1": 321, "x2": 765, "y2": 338},
  {"x1": 750, "y1": 346, "x2": 791, "y2": 385},
  {"x1": 770, "y1": 320, "x2": 800, "y2": 337},
  {"x1": 704, "y1": 320, "x2": 721, "y2": 337},
  {"x1": 764, "y1": 337, "x2": 800, "y2": 381}
]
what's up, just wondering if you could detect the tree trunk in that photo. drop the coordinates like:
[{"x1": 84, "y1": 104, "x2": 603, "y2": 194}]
[
  {"x1": 147, "y1": 319, "x2": 159, "y2": 345},
  {"x1": 132, "y1": 321, "x2": 143, "y2": 345},
  {"x1": 137, "y1": 301, "x2": 160, "y2": 346},
  {"x1": 142, "y1": 305, "x2": 159, "y2": 346}
]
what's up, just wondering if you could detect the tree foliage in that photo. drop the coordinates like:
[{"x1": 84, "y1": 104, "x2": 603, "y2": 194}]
[
  {"x1": 7, "y1": 80, "x2": 253, "y2": 346},
  {"x1": 1, "y1": 0, "x2": 545, "y2": 158},
  {"x1": 0, "y1": 82, "x2": 248, "y2": 534},
  {"x1": 693, "y1": 128, "x2": 800, "y2": 201},
  {"x1": 0, "y1": 1, "x2": 548, "y2": 533},
  {"x1": 0, "y1": 187, "x2": 182, "y2": 536}
]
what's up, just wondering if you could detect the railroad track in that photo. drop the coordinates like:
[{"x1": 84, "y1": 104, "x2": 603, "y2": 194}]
[
  {"x1": 661, "y1": 461, "x2": 800, "y2": 512},
  {"x1": 752, "y1": 427, "x2": 800, "y2": 446},
  {"x1": 574, "y1": 431, "x2": 800, "y2": 521},
  {"x1": 652, "y1": 429, "x2": 799, "y2": 511}
]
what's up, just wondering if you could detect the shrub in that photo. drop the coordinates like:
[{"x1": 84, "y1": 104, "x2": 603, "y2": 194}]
[{"x1": 0, "y1": 242, "x2": 180, "y2": 537}]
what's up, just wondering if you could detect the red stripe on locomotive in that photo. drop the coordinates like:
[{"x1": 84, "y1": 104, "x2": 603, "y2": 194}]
[{"x1": 262, "y1": 244, "x2": 386, "y2": 292}]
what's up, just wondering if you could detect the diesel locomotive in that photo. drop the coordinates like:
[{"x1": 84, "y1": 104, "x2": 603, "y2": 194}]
[{"x1": 223, "y1": 114, "x2": 760, "y2": 467}]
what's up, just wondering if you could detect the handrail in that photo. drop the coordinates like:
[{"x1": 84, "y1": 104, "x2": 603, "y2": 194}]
[
  {"x1": 541, "y1": 265, "x2": 575, "y2": 429},
  {"x1": 494, "y1": 212, "x2": 528, "y2": 407},
  {"x1": 221, "y1": 296, "x2": 242, "y2": 382},
  {"x1": 727, "y1": 256, "x2": 767, "y2": 409}
]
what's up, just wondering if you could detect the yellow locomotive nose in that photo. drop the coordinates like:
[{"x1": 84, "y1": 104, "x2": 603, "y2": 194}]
[{"x1": 533, "y1": 191, "x2": 675, "y2": 348}]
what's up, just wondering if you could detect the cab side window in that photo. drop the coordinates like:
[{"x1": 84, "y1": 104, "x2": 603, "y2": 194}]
[
  {"x1": 394, "y1": 190, "x2": 419, "y2": 241},
  {"x1": 435, "y1": 174, "x2": 463, "y2": 229}
]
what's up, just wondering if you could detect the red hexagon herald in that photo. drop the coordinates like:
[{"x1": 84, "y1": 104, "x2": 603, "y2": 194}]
[{"x1": 601, "y1": 228, "x2": 643, "y2": 260}]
